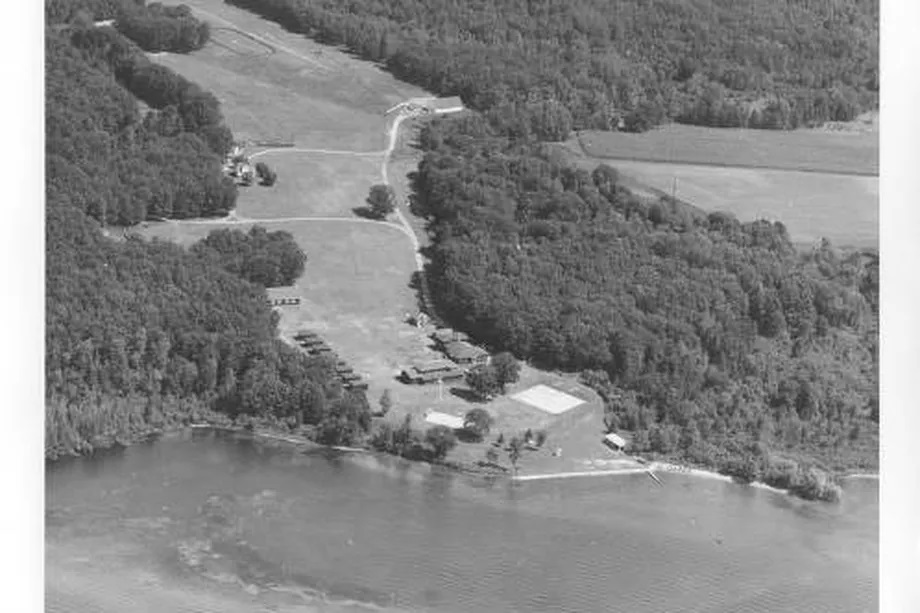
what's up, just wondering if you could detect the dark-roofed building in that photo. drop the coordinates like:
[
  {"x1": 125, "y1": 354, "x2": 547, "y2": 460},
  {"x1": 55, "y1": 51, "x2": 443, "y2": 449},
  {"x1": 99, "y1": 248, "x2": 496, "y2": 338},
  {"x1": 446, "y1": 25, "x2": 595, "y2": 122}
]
[{"x1": 443, "y1": 341, "x2": 489, "y2": 366}]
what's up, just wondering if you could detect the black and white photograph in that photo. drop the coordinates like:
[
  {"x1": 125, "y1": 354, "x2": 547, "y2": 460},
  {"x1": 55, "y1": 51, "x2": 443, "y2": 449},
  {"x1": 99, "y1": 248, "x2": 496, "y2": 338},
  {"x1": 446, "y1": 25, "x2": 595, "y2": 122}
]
[{"x1": 4, "y1": 0, "x2": 918, "y2": 611}]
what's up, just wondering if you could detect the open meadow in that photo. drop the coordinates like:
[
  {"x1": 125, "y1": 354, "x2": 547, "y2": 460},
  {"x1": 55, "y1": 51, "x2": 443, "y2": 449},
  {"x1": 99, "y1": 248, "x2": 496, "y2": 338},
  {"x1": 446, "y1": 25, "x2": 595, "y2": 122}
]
[
  {"x1": 236, "y1": 151, "x2": 382, "y2": 219},
  {"x1": 569, "y1": 120, "x2": 879, "y2": 249},
  {"x1": 152, "y1": 0, "x2": 431, "y2": 150},
  {"x1": 601, "y1": 159, "x2": 878, "y2": 249},
  {"x1": 574, "y1": 120, "x2": 878, "y2": 176}
]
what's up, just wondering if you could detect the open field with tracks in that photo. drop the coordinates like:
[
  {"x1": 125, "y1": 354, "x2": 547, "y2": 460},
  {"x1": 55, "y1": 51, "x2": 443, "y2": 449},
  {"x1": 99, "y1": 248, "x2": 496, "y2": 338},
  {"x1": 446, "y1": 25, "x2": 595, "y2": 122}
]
[
  {"x1": 151, "y1": 0, "x2": 429, "y2": 150},
  {"x1": 569, "y1": 118, "x2": 879, "y2": 249},
  {"x1": 561, "y1": 138, "x2": 878, "y2": 249},
  {"x1": 574, "y1": 120, "x2": 878, "y2": 176},
  {"x1": 587, "y1": 157, "x2": 878, "y2": 249}
]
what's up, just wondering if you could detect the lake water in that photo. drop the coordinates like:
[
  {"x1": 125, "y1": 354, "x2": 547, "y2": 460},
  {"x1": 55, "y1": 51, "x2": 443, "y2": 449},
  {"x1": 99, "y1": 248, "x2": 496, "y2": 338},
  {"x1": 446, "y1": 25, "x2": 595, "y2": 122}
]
[{"x1": 45, "y1": 429, "x2": 878, "y2": 612}]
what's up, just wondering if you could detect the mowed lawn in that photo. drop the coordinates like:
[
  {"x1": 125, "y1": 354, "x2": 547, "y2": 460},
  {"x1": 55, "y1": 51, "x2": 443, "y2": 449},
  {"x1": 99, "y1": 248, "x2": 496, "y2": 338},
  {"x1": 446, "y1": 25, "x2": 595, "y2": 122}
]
[
  {"x1": 151, "y1": 0, "x2": 432, "y2": 150},
  {"x1": 574, "y1": 122, "x2": 878, "y2": 176},
  {"x1": 236, "y1": 152, "x2": 382, "y2": 219}
]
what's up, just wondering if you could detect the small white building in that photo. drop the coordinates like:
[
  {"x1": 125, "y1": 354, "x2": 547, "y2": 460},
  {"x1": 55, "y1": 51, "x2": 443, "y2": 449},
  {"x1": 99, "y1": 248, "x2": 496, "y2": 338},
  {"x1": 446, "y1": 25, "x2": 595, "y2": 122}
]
[
  {"x1": 430, "y1": 97, "x2": 464, "y2": 114},
  {"x1": 424, "y1": 411, "x2": 465, "y2": 430},
  {"x1": 604, "y1": 432, "x2": 627, "y2": 452}
]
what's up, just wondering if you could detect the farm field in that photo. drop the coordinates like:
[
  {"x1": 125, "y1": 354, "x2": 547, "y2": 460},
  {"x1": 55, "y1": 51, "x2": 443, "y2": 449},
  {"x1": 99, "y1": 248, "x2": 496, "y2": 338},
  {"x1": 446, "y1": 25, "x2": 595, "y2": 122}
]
[
  {"x1": 236, "y1": 152, "x2": 382, "y2": 219},
  {"x1": 560, "y1": 142, "x2": 879, "y2": 249},
  {"x1": 607, "y1": 159, "x2": 878, "y2": 249},
  {"x1": 573, "y1": 120, "x2": 878, "y2": 176}
]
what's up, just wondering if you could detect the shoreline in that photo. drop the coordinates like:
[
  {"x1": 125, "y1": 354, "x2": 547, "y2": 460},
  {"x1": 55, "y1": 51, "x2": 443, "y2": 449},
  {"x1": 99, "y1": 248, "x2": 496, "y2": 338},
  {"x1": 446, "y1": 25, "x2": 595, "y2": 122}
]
[
  {"x1": 51, "y1": 422, "x2": 876, "y2": 503},
  {"x1": 512, "y1": 459, "x2": 876, "y2": 497}
]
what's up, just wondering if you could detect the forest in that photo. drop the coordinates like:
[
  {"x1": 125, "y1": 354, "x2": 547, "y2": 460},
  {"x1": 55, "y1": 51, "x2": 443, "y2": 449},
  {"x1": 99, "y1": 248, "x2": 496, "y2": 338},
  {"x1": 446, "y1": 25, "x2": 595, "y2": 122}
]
[
  {"x1": 48, "y1": 25, "x2": 235, "y2": 226},
  {"x1": 115, "y1": 2, "x2": 212, "y2": 53},
  {"x1": 412, "y1": 114, "x2": 878, "y2": 497},
  {"x1": 45, "y1": 19, "x2": 371, "y2": 458},
  {"x1": 191, "y1": 226, "x2": 307, "y2": 287},
  {"x1": 225, "y1": 0, "x2": 878, "y2": 138},
  {"x1": 47, "y1": 1, "x2": 212, "y2": 53}
]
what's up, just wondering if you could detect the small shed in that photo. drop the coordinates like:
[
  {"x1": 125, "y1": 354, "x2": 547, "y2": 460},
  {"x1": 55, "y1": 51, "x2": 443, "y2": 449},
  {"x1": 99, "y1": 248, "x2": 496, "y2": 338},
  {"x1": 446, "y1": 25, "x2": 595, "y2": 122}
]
[
  {"x1": 443, "y1": 341, "x2": 489, "y2": 366},
  {"x1": 604, "y1": 432, "x2": 627, "y2": 452}
]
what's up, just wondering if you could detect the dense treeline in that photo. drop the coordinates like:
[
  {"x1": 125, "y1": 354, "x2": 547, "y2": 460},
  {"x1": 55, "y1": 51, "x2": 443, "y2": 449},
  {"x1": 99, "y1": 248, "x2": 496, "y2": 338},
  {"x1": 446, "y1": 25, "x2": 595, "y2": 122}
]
[
  {"x1": 226, "y1": 0, "x2": 877, "y2": 137},
  {"x1": 71, "y1": 24, "x2": 234, "y2": 155},
  {"x1": 48, "y1": 0, "x2": 211, "y2": 53},
  {"x1": 46, "y1": 0, "x2": 124, "y2": 23},
  {"x1": 192, "y1": 226, "x2": 307, "y2": 287},
  {"x1": 46, "y1": 23, "x2": 371, "y2": 458},
  {"x1": 47, "y1": 25, "x2": 235, "y2": 225},
  {"x1": 412, "y1": 115, "x2": 878, "y2": 489},
  {"x1": 116, "y1": 2, "x2": 212, "y2": 53}
]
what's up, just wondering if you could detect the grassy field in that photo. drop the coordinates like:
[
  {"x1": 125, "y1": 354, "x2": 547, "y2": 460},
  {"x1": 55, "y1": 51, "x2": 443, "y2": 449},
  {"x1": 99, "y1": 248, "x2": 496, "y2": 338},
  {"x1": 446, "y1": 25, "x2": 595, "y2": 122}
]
[
  {"x1": 237, "y1": 152, "x2": 382, "y2": 219},
  {"x1": 560, "y1": 143, "x2": 879, "y2": 249},
  {"x1": 574, "y1": 121, "x2": 878, "y2": 176},
  {"x1": 152, "y1": 0, "x2": 431, "y2": 150},
  {"x1": 606, "y1": 159, "x2": 878, "y2": 249}
]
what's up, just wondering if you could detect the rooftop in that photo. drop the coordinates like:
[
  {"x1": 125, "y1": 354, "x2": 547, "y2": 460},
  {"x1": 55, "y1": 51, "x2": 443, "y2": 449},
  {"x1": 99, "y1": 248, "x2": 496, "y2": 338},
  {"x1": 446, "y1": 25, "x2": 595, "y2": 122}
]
[
  {"x1": 443, "y1": 340, "x2": 489, "y2": 361},
  {"x1": 430, "y1": 96, "x2": 464, "y2": 111},
  {"x1": 424, "y1": 411, "x2": 465, "y2": 430},
  {"x1": 410, "y1": 359, "x2": 458, "y2": 374},
  {"x1": 605, "y1": 432, "x2": 627, "y2": 448}
]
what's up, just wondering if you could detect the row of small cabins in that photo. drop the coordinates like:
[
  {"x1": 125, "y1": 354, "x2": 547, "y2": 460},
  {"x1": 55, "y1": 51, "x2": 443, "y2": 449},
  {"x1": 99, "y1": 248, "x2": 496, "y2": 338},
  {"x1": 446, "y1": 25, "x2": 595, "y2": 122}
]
[
  {"x1": 400, "y1": 328, "x2": 490, "y2": 384},
  {"x1": 293, "y1": 330, "x2": 367, "y2": 391}
]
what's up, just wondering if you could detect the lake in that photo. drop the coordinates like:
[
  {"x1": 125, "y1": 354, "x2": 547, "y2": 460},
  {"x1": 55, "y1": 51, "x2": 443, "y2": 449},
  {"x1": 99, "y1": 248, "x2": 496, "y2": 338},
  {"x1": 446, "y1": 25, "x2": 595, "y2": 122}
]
[{"x1": 46, "y1": 429, "x2": 878, "y2": 613}]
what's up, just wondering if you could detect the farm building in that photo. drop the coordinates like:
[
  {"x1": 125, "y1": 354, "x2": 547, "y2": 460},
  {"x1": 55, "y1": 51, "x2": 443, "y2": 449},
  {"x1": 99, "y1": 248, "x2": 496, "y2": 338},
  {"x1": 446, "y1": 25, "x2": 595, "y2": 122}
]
[
  {"x1": 442, "y1": 340, "x2": 490, "y2": 366},
  {"x1": 604, "y1": 432, "x2": 627, "y2": 451},
  {"x1": 424, "y1": 411, "x2": 465, "y2": 430}
]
